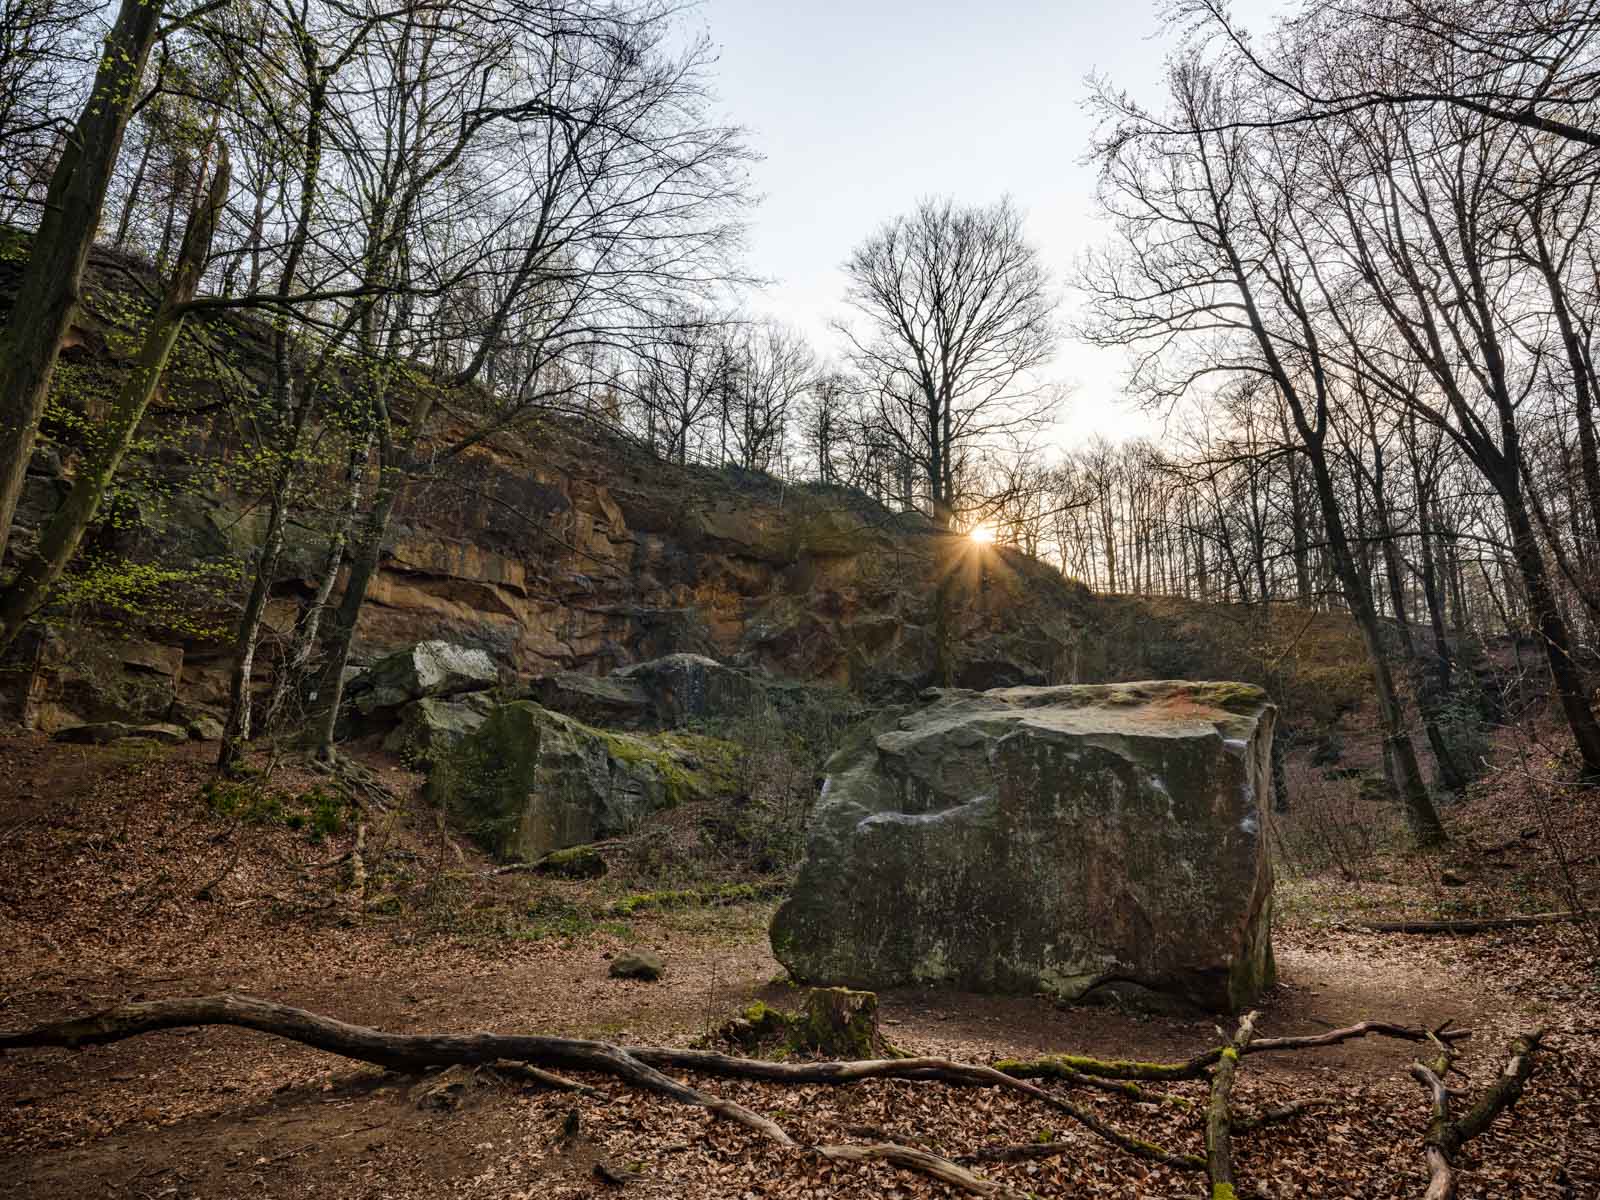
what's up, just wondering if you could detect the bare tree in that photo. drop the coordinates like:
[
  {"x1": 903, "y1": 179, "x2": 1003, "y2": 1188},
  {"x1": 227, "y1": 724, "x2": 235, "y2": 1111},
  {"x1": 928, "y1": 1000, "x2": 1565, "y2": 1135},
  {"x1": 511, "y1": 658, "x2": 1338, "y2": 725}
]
[
  {"x1": 721, "y1": 320, "x2": 815, "y2": 472},
  {"x1": 836, "y1": 196, "x2": 1060, "y2": 530},
  {"x1": 1080, "y1": 59, "x2": 1447, "y2": 843}
]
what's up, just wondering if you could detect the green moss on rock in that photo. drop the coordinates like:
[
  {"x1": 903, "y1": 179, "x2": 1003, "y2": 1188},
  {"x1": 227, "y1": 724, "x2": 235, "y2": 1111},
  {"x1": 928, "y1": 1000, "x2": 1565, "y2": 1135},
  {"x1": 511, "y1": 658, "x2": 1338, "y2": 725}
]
[{"x1": 433, "y1": 701, "x2": 743, "y2": 861}]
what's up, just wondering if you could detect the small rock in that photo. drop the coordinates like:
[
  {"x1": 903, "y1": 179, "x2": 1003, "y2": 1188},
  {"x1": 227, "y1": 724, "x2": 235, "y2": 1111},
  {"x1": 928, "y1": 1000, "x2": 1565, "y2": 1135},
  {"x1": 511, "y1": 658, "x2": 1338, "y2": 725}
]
[
  {"x1": 533, "y1": 844, "x2": 607, "y2": 879},
  {"x1": 608, "y1": 950, "x2": 665, "y2": 981},
  {"x1": 187, "y1": 716, "x2": 226, "y2": 741},
  {"x1": 53, "y1": 722, "x2": 133, "y2": 745}
]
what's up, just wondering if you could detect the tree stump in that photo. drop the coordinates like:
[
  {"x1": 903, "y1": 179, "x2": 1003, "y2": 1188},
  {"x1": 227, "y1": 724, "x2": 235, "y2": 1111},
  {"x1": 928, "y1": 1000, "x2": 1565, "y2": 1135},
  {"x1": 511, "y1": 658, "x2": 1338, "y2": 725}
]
[
  {"x1": 795, "y1": 988, "x2": 894, "y2": 1057},
  {"x1": 720, "y1": 988, "x2": 901, "y2": 1058}
]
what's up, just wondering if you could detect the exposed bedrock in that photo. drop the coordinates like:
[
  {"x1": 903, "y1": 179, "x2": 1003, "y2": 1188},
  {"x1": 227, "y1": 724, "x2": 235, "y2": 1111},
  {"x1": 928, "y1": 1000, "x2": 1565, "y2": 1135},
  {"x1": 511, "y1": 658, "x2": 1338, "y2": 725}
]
[{"x1": 770, "y1": 680, "x2": 1277, "y2": 1013}]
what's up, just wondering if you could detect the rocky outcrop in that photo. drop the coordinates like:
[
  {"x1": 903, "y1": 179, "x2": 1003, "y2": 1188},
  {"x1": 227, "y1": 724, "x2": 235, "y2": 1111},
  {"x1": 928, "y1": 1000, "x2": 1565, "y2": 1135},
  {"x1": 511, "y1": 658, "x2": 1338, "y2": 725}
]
[
  {"x1": 611, "y1": 653, "x2": 766, "y2": 727},
  {"x1": 348, "y1": 640, "x2": 499, "y2": 715},
  {"x1": 528, "y1": 671, "x2": 653, "y2": 728},
  {"x1": 437, "y1": 700, "x2": 742, "y2": 861},
  {"x1": 770, "y1": 681, "x2": 1277, "y2": 1013}
]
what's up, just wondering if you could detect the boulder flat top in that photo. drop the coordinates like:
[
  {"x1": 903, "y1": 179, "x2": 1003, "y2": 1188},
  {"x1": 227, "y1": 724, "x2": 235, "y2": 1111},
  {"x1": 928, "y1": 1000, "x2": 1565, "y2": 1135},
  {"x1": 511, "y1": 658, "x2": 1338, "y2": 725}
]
[{"x1": 890, "y1": 680, "x2": 1271, "y2": 742}]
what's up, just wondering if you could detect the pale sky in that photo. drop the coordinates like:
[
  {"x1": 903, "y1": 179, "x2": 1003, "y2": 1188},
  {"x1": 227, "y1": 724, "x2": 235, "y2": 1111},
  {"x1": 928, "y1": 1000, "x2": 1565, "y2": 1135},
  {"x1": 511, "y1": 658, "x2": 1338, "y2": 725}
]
[{"x1": 693, "y1": 0, "x2": 1288, "y2": 454}]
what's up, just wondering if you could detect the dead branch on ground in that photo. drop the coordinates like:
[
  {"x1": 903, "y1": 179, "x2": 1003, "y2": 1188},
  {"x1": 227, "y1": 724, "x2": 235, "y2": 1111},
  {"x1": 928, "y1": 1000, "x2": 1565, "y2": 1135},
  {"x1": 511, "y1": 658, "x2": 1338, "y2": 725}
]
[
  {"x1": 1206, "y1": 1011, "x2": 1257, "y2": 1200},
  {"x1": 0, "y1": 995, "x2": 1514, "y2": 1197},
  {"x1": 1000, "y1": 1019, "x2": 1471, "y2": 1082},
  {"x1": 1357, "y1": 912, "x2": 1588, "y2": 934},
  {"x1": 1409, "y1": 1030, "x2": 1544, "y2": 1200}
]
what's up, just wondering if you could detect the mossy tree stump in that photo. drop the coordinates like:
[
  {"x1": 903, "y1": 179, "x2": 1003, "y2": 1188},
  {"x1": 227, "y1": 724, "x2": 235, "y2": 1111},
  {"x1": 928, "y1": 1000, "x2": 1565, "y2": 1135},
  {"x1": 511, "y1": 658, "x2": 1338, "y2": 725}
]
[
  {"x1": 722, "y1": 988, "x2": 902, "y2": 1058},
  {"x1": 797, "y1": 988, "x2": 891, "y2": 1057}
]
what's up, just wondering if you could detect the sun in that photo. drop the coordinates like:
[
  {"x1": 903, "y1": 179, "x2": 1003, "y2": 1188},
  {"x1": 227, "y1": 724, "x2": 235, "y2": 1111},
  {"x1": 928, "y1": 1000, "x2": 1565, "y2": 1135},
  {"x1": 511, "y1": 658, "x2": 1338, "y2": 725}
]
[{"x1": 968, "y1": 524, "x2": 995, "y2": 545}]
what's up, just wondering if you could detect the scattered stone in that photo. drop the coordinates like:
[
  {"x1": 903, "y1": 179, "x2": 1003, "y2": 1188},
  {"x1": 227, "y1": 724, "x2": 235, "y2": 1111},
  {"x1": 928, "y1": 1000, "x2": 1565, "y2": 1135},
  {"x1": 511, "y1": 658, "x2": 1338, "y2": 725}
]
[
  {"x1": 186, "y1": 716, "x2": 226, "y2": 741},
  {"x1": 53, "y1": 721, "x2": 187, "y2": 745},
  {"x1": 771, "y1": 680, "x2": 1278, "y2": 1014},
  {"x1": 532, "y1": 844, "x2": 608, "y2": 879},
  {"x1": 123, "y1": 723, "x2": 190, "y2": 745},
  {"x1": 608, "y1": 950, "x2": 665, "y2": 981}
]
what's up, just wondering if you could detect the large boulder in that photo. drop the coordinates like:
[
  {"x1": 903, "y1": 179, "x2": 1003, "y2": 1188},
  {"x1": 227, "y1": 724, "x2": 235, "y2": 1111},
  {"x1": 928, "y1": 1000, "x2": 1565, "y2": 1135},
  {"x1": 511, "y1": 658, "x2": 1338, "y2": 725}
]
[
  {"x1": 436, "y1": 701, "x2": 741, "y2": 860},
  {"x1": 527, "y1": 671, "x2": 653, "y2": 728},
  {"x1": 383, "y1": 693, "x2": 498, "y2": 766},
  {"x1": 349, "y1": 640, "x2": 498, "y2": 715},
  {"x1": 611, "y1": 653, "x2": 765, "y2": 728},
  {"x1": 770, "y1": 681, "x2": 1277, "y2": 1013}
]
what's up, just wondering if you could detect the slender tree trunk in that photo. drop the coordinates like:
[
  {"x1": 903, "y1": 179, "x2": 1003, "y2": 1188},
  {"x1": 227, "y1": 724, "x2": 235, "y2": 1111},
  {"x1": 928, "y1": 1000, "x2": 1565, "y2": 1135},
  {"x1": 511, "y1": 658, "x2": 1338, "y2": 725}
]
[
  {"x1": 1499, "y1": 472, "x2": 1600, "y2": 778},
  {"x1": 1310, "y1": 451, "x2": 1446, "y2": 843},
  {"x1": 113, "y1": 129, "x2": 156, "y2": 250},
  {"x1": 313, "y1": 438, "x2": 404, "y2": 760},
  {"x1": 1534, "y1": 228, "x2": 1600, "y2": 561},
  {"x1": 262, "y1": 429, "x2": 374, "y2": 732},
  {"x1": 216, "y1": 60, "x2": 330, "y2": 773},
  {"x1": 0, "y1": 0, "x2": 166, "y2": 569},
  {"x1": 0, "y1": 146, "x2": 228, "y2": 653},
  {"x1": 157, "y1": 149, "x2": 190, "y2": 268}
]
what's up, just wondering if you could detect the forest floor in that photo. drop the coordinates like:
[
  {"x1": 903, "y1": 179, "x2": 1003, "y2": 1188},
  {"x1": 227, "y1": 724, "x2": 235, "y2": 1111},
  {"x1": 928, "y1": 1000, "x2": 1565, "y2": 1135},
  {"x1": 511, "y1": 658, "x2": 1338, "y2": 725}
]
[{"x1": 0, "y1": 729, "x2": 1597, "y2": 1199}]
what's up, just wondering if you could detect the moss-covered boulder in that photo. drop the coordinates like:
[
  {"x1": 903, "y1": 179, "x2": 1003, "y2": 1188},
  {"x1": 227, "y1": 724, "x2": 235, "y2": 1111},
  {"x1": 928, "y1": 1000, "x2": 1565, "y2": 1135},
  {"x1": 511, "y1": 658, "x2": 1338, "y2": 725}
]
[
  {"x1": 436, "y1": 700, "x2": 741, "y2": 860},
  {"x1": 383, "y1": 693, "x2": 497, "y2": 765},
  {"x1": 770, "y1": 681, "x2": 1277, "y2": 1014}
]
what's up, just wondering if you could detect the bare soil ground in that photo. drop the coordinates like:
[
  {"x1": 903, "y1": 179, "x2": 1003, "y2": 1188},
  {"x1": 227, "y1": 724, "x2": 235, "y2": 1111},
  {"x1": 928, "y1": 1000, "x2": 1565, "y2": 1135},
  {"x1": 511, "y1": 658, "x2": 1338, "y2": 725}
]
[{"x1": 1, "y1": 731, "x2": 1596, "y2": 1199}]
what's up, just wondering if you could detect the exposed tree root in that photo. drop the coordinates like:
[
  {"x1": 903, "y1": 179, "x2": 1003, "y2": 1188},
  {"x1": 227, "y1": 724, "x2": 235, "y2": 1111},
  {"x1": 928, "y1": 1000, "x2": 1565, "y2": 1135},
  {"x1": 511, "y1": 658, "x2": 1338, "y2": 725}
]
[
  {"x1": 0, "y1": 994, "x2": 1027, "y2": 1196},
  {"x1": 0, "y1": 994, "x2": 1514, "y2": 1197},
  {"x1": 1409, "y1": 1030, "x2": 1544, "y2": 1200},
  {"x1": 998, "y1": 1019, "x2": 1471, "y2": 1082},
  {"x1": 1206, "y1": 1011, "x2": 1257, "y2": 1200}
]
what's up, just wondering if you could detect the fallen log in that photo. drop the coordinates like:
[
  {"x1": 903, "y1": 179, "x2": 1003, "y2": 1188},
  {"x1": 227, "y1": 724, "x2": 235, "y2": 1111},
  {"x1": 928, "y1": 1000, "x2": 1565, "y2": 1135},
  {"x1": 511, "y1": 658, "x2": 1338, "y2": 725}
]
[
  {"x1": 1409, "y1": 1030, "x2": 1544, "y2": 1200},
  {"x1": 1206, "y1": 1012, "x2": 1257, "y2": 1200},
  {"x1": 1356, "y1": 912, "x2": 1587, "y2": 934}
]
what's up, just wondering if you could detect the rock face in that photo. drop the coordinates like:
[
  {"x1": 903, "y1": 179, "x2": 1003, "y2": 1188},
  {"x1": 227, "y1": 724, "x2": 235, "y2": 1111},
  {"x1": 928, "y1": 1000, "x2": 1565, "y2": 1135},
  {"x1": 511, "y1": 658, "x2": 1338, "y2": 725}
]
[
  {"x1": 438, "y1": 700, "x2": 740, "y2": 860},
  {"x1": 770, "y1": 681, "x2": 1277, "y2": 1014}
]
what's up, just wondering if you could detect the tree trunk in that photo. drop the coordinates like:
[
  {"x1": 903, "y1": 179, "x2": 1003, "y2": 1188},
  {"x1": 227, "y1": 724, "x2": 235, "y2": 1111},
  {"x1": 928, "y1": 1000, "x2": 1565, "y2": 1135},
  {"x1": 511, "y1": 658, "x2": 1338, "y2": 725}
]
[
  {"x1": 312, "y1": 438, "x2": 405, "y2": 760},
  {"x1": 0, "y1": 145, "x2": 228, "y2": 654},
  {"x1": 263, "y1": 430, "x2": 373, "y2": 732},
  {"x1": 1310, "y1": 449, "x2": 1445, "y2": 843},
  {"x1": 1500, "y1": 475, "x2": 1600, "y2": 778},
  {"x1": 0, "y1": 0, "x2": 167, "y2": 569}
]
